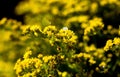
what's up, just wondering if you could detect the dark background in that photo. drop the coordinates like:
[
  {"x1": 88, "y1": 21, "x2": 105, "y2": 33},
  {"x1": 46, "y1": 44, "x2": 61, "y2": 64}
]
[{"x1": 0, "y1": 0, "x2": 23, "y2": 21}]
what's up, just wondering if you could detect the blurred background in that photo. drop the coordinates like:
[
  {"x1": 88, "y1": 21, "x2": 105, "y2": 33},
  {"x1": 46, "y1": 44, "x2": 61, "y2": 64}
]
[
  {"x1": 0, "y1": 0, "x2": 23, "y2": 21},
  {"x1": 0, "y1": 0, "x2": 22, "y2": 77}
]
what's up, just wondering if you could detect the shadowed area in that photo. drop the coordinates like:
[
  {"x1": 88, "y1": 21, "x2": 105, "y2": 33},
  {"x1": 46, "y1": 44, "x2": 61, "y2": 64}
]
[{"x1": 0, "y1": 0, "x2": 23, "y2": 21}]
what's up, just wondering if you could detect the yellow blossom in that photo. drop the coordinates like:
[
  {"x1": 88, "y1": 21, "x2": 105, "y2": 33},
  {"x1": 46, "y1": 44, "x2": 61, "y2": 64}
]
[
  {"x1": 42, "y1": 55, "x2": 54, "y2": 63},
  {"x1": 85, "y1": 44, "x2": 96, "y2": 52},
  {"x1": 113, "y1": 37, "x2": 120, "y2": 45},
  {"x1": 107, "y1": 25, "x2": 113, "y2": 30},
  {"x1": 78, "y1": 15, "x2": 89, "y2": 23},
  {"x1": 42, "y1": 56, "x2": 50, "y2": 63},
  {"x1": 43, "y1": 25, "x2": 57, "y2": 37},
  {"x1": 23, "y1": 50, "x2": 32, "y2": 59},
  {"x1": 81, "y1": 23, "x2": 88, "y2": 29},
  {"x1": 60, "y1": 55, "x2": 65, "y2": 59},
  {"x1": 51, "y1": 7, "x2": 59, "y2": 15},
  {"x1": 90, "y1": 2, "x2": 98, "y2": 13},
  {"x1": 37, "y1": 54, "x2": 43, "y2": 58},
  {"x1": 98, "y1": 54, "x2": 103, "y2": 59},
  {"x1": 57, "y1": 29, "x2": 77, "y2": 45},
  {"x1": 83, "y1": 35, "x2": 90, "y2": 41},
  {"x1": 89, "y1": 58, "x2": 96, "y2": 64},
  {"x1": 0, "y1": 17, "x2": 7, "y2": 25},
  {"x1": 104, "y1": 39, "x2": 113, "y2": 51},
  {"x1": 100, "y1": 0, "x2": 107, "y2": 6},
  {"x1": 99, "y1": 61, "x2": 106, "y2": 68},
  {"x1": 62, "y1": 71, "x2": 68, "y2": 77},
  {"x1": 15, "y1": 66, "x2": 22, "y2": 75},
  {"x1": 95, "y1": 67, "x2": 100, "y2": 71},
  {"x1": 77, "y1": 53, "x2": 83, "y2": 58},
  {"x1": 83, "y1": 53, "x2": 91, "y2": 59},
  {"x1": 29, "y1": 25, "x2": 41, "y2": 32},
  {"x1": 108, "y1": 0, "x2": 117, "y2": 4},
  {"x1": 84, "y1": 17, "x2": 104, "y2": 35}
]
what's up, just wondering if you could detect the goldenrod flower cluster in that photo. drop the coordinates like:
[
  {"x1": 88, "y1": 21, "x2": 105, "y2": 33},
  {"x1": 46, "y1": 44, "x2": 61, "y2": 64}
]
[
  {"x1": 14, "y1": 50, "x2": 57, "y2": 77},
  {"x1": 0, "y1": 0, "x2": 120, "y2": 77},
  {"x1": 58, "y1": 71, "x2": 70, "y2": 77},
  {"x1": 104, "y1": 37, "x2": 120, "y2": 51},
  {"x1": 74, "y1": 44, "x2": 113, "y2": 73},
  {"x1": 13, "y1": 0, "x2": 120, "y2": 76},
  {"x1": 66, "y1": 15, "x2": 89, "y2": 25},
  {"x1": 22, "y1": 25, "x2": 41, "y2": 37},
  {"x1": 100, "y1": 0, "x2": 120, "y2": 6},
  {"x1": 84, "y1": 17, "x2": 104, "y2": 35},
  {"x1": 56, "y1": 28, "x2": 78, "y2": 45},
  {"x1": 43, "y1": 25, "x2": 57, "y2": 37},
  {"x1": 42, "y1": 26, "x2": 78, "y2": 46}
]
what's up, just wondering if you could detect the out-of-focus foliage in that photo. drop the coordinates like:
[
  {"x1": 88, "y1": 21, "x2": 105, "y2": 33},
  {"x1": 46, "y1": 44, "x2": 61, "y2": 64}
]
[
  {"x1": 0, "y1": 0, "x2": 120, "y2": 77},
  {"x1": 0, "y1": 18, "x2": 25, "y2": 77},
  {"x1": 15, "y1": 0, "x2": 120, "y2": 27}
]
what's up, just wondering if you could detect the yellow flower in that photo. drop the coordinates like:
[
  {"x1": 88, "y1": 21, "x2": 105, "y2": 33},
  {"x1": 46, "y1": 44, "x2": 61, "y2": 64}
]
[
  {"x1": 113, "y1": 37, "x2": 120, "y2": 45},
  {"x1": 0, "y1": 17, "x2": 7, "y2": 25},
  {"x1": 60, "y1": 55, "x2": 65, "y2": 59},
  {"x1": 62, "y1": 71, "x2": 68, "y2": 77},
  {"x1": 30, "y1": 25, "x2": 41, "y2": 32},
  {"x1": 66, "y1": 17, "x2": 77, "y2": 24},
  {"x1": 78, "y1": 15, "x2": 89, "y2": 23},
  {"x1": 77, "y1": 53, "x2": 83, "y2": 58},
  {"x1": 100, "y1": 0, "x2": 107, "y2": 6},
  {"x1": 37, "y1": 54, "x2": 43, "y2": 58},
  {"x1": 83, "y1": 17, "x2": 104, "y2": 35},
  {"x1": 83, "y1": 53, "x2": 91, "y2": 59},
  {"x1": 81, "y1": 23, "x2": 88, "y2": 29},
  {"x1": 98, "y1": 54, "x2": 103, "y2": 59},
  {"x1": 42, "y1": 56, "x2": 50, "y2": 63},
  {"x1": 42, "y1": 55, "x2": 54, "y2": 63},
  {"x1": 83, "y1": 35, "x2": 90, "y2": 41},
  {"x1": 95, "y1": 67, "x2": 100, "y2": 71},
  {"x1": 108, "y1": 0, "x2": 117, "y2": 4},
  {"x1": 90, "y1": 2, "x2": 98, "y2": 13},
  {"x1": 15, "y1": 66, "x2": 22, "y2": 75},
  {"x1": 57, "y1": 29, "x2": 77, "y2": 45},
  {"x1": 107, "y1": 25, "x2": 113, "y2": 30},
  {"x1": 99, "y1": 61, "x2": 106, "y2": 68},
  {"x1": 23, "y1": 50, "x2": 32, "y2": 59},
  {"x1": 30, "y1": 1, "x2": 40, "y2": 14},
  {"x1": 104, "y1": 39, "x2": 113, "y2": 51},
  {"x1": 84, "y1": 26, "x2": 95, "y2": 35},
  {"x1": 51, "y1": 7, "x2": 59, "y2": 15},
  {"x1": 57, "y1": 70, "x2": 62, "y2": 76},
  {"x1": 89, "y1": 58, "x2": 96, "y2": 64},
  {"x1": 35, "y1": 59, "x2": 42, "y2": 68},
  {"x1": 43, "y1": 25, "x2": 57, "y2": 37}
]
